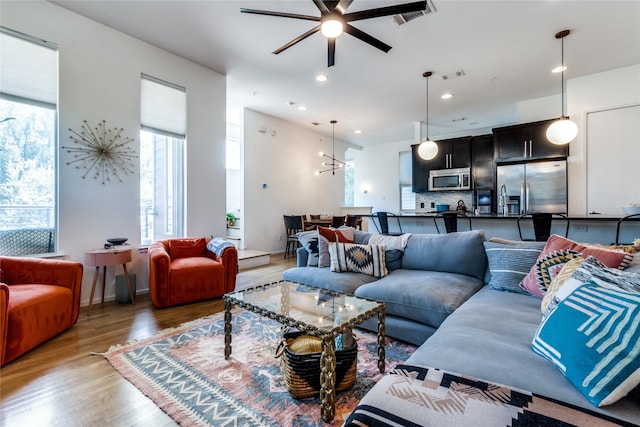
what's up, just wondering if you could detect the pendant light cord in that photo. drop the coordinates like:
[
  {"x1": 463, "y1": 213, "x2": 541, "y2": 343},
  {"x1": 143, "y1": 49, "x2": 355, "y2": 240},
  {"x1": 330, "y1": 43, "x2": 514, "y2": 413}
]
[{"x1": 561, "y1": 35, "x2": 566, "y2": 118}]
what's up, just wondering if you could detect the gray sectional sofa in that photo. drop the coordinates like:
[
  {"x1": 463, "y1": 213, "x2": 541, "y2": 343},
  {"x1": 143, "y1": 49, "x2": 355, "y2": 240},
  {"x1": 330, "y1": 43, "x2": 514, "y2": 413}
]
[{"x1": 282, "y1": 230, "x2": 640, "y2": 425}]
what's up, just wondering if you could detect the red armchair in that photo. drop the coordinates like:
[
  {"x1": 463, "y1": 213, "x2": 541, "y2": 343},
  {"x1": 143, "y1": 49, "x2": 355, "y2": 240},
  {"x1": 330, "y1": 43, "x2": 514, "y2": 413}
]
[
  {"x1": 0, "y1": 256, "x2": 83, "y2": 366},
  {"x1": 148, "y1": 237, "x2": 238, "y2": 308}
]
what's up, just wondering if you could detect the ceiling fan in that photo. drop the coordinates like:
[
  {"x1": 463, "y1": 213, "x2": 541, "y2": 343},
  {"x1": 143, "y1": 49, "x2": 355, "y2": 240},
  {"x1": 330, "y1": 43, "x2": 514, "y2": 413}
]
[{"x1": 241, "y1": 1, "x2": 428, "y2": 67}]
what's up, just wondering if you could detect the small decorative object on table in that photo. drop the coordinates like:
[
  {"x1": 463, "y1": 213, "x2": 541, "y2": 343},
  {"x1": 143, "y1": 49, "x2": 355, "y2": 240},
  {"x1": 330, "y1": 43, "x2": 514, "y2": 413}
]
[{"x1": 226, "y1": 212, "x2": 237, "y2": 227}]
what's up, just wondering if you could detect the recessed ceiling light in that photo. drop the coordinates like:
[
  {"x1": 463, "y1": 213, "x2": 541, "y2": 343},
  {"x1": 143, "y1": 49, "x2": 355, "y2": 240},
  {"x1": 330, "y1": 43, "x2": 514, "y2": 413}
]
[
  {"x1": 441, "y1": 93, "x2": 453, "y2": 100},
  {"x1": 354, "y1": 130, "x2": 362, "y2": 134},
  {"x1": 298, "y1": 106, "x2": 307, "y2": 111},
  {"x1": 552, "y1": 65, "x2": 567, "y2": 73},
  {"x1": 316, "y1": 74, "x2": 328, "y2": 82}
]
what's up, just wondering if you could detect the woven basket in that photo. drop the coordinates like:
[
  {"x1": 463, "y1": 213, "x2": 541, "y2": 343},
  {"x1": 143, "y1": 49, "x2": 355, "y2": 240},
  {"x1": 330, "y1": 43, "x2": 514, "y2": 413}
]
[{"x1": 275, "y1": 331, "x2": 358, "y2": 399}]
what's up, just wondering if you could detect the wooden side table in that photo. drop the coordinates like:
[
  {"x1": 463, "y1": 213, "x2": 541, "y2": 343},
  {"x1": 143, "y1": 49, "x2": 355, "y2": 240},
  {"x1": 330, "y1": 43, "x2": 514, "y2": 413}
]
[{"x1": 85, "y1": 247, "x2": 135, "y2": 315}]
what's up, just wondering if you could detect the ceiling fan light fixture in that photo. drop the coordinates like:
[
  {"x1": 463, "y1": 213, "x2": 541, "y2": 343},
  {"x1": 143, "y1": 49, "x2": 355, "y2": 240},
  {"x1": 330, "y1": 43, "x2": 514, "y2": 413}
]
[
  {"x1": 321, "y1": 17, "x2": 344, "y2": 38},
  {"x1": 547, "y1": 29, "x2": 576, "y2": 145}
]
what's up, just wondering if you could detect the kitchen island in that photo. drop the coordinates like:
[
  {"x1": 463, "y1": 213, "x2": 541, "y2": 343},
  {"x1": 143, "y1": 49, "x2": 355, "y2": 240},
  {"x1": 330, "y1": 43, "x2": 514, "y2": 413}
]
[{"x1": 358, "y1": 213, "x2": 639, "y2": 245}]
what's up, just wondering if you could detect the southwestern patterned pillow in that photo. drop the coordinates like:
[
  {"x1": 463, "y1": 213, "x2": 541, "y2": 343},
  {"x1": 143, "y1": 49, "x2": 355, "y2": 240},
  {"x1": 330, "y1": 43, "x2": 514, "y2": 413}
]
[
  {"x1": 519, "y1": 234, "x2": 633, "y2": 298},
  {"x1": 521, "y1": 249, "x2": 581, "y2": 298},
  {"x1": 532, "y1": 282, "x2": 640, "y2": 407},
  {"x1": 540, "y1": 257, "x2": 584, "y2": 314},
  {"x1": 329, "y1": 243, "x2": 388, "y2": 278},
  {"x1": 317, "y1": 226, "x2": 354, "y2": 268}
]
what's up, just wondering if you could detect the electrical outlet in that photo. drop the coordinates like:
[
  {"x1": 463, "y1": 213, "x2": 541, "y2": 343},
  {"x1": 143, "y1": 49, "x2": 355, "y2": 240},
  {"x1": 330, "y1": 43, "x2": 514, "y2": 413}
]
[{"x1": 573, "y1": 225, "x2": 588, "y2": 232}]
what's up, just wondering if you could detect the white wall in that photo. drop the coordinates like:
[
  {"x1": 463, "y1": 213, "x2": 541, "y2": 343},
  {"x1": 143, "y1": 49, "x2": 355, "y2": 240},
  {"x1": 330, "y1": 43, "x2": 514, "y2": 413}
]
[
  {"x1": 242, "y1": 109, "x2": 346, "y2": 253},
  {"x1": 1, "y1": 1, "x2": 226, "y2": 306}
]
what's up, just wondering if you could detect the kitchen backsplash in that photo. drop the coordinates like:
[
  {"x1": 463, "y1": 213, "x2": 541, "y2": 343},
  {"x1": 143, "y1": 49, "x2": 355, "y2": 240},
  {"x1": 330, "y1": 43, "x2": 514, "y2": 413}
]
[{"x1": 415, "y1": 191, "x2": 474, "y2": 214}]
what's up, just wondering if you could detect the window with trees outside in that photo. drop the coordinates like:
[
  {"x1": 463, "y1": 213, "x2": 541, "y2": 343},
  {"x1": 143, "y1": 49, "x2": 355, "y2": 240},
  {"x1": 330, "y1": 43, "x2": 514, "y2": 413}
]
[
  {"x1": 0, "y1": 28, "x2": 58, "y2": 256},
  {"x1": 139, "y1": 75, "x2": 186, "y2": 246}
]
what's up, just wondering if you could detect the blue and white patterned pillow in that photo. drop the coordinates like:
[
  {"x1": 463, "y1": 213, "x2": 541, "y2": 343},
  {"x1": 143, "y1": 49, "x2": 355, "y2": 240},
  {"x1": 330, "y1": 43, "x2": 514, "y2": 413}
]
[
  {"x1": 297, "y1": 230, "x2": 319, "y2": 267},
  {"x1": 484, "y1": 241, "x2": 545, "y2": 294},
  {"x1": 329, "y1": 243, "x2": 388, "y2": 278},
  {"x1": 532, "y1": 282, "x2": 640, "y2": 407}
]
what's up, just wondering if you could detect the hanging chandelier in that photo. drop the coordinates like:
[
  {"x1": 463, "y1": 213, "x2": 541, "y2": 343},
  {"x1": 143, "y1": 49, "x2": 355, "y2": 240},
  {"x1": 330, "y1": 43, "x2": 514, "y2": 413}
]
[
  {"x1": 316, "y1": 120, "x2": 347, "y2": 175},
  {"x1": 417, "y1": 71, "x2": 438, "y2": 160},
  {"x1": 546, "y1": 29, "x2": 578, "y2": 145}
]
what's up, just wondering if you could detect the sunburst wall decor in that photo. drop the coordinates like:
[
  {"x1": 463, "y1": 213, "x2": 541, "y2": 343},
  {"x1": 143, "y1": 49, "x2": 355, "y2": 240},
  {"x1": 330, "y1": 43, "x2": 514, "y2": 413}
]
[{"x1": 64, "y1": 120, "x2": 137, "y2": 185}]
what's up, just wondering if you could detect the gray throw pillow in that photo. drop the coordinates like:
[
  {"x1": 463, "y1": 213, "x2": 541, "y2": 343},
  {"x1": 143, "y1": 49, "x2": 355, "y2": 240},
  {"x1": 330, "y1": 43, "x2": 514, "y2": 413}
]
[{"x1": 484, "y1": 241, "x2": 545, "y2": 294}]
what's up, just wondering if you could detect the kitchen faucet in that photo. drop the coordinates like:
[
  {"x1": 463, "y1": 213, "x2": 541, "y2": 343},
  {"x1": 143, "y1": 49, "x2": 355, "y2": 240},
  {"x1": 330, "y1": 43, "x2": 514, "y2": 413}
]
[{"x1": 499, "y1": 184, "x2": 508, "y2": 216}]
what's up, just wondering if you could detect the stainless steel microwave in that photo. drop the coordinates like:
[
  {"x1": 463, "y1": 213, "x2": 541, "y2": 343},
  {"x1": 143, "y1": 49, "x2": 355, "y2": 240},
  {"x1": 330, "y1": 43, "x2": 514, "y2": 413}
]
[{"x1": 429, "y1": 167, "x2": 471, "y2": 191}]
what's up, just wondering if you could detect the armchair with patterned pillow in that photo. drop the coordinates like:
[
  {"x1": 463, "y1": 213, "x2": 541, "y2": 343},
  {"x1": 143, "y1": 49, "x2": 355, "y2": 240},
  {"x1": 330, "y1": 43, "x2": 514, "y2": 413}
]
[{"x1": 148, "y1": 237, "x2": 238, "y2": 308}]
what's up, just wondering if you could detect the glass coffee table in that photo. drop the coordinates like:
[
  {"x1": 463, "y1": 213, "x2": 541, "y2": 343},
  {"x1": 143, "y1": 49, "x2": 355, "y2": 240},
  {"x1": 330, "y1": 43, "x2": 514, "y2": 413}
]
[{"x1": 222, "y1": 280, "x2": 386, "y2": 422}]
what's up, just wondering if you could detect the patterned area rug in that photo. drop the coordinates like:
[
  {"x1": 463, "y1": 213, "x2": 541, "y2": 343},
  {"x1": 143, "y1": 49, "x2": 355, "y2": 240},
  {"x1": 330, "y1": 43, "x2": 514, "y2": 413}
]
[{"x1": 103, "y1": 309, "x2": 416, "y2": 426}]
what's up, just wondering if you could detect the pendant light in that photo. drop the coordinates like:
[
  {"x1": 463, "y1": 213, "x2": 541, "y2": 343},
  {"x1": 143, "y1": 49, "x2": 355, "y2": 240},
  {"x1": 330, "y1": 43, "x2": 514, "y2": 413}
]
[
  {"x1": 316, "y1": 120, "x2": 347, "y2": 175},
  {"x1": 546, "y1": 29, "x2": 578, "y2": 145},
  {"x1": 417, "y1": 71, "x2": 438, "y2": 160}
]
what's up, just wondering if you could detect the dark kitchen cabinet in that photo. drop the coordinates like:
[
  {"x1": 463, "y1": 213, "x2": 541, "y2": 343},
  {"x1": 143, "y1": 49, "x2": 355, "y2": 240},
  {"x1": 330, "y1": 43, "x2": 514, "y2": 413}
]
[
  {"x1": 411, "y1": 143, "x2": 430, "y2": 193},
  {"x1": 493, "y1": 119, "x2": 569, "y2": 162},
  {"x1": 429, "y1": 136, "x2": 472, "y2": 170},
  {"x1": 471, "y1": 134, "x2": 494, "y2": 190}
]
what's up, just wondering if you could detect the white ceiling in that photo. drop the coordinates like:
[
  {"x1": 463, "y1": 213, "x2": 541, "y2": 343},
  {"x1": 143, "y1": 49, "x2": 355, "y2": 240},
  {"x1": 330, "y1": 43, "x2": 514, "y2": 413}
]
[{"x1": 51, "y1": 0, "x2": 640, "y2": 146}]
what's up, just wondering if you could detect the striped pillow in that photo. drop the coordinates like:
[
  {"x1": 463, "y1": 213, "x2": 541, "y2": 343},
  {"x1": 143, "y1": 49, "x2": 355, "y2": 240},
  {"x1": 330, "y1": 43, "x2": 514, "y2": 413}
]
[
  {"x1": 483, "y1": 241, "x2": 545, "y2": 294},
  {"x1": 532, "y1": 282, "x2": 640, "y2": 407},
  {"x1": 329, "y1": 243, "x2": 388, "y2": 278}
]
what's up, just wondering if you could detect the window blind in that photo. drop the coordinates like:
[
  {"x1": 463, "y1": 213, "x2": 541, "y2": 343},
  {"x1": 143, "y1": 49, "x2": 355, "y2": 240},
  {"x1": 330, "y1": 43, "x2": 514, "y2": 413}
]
[
  {"x1": 140, "y1": 74, "x2": 186, "y2": 138},
  {"x1": 0, "y1": 27, "x2": 57, "y2": 106}
]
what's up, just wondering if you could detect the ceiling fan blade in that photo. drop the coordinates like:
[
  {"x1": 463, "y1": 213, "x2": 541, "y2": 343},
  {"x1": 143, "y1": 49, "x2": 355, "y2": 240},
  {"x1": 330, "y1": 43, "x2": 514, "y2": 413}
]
[
  {"x1": 344, "y1": 24, "x2": 392, "y2": 53},
  {"x1": 241, "y1": 8, "x2": 319, "y2": 22},
  {"x1": 344, "y1": 1, "x2": 426, "y2": 22},
  {"x1": 272, "y1": 26, "x2": 321, "y2": 55},
  {"x1": 328, "y1": 38, "x2": 336, "y2": 67},
  {"x1": 313, "y1": 0, "x2": 331, "y2": 15},
  {"x1": 335, "y1": 0, "x2": 354, "y2": 14}
]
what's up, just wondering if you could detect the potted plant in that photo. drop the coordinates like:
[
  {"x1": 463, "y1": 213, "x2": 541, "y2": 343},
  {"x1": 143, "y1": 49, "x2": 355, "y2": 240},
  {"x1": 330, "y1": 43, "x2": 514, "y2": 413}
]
[{"x1": 226, "y1": 212, "x2": 237, "y2": 227}]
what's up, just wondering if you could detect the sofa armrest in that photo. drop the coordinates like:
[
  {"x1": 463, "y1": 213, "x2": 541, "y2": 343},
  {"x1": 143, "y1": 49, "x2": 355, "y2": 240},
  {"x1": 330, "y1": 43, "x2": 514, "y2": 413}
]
[
  {"x1": 148, "y1": 241, "x2": 172, "y2": 307},
  {"x1": 0, "y1": 256, "x2": 83, "y2": 324},
  {"x1": 296, "y1": 247, "x2": 309, "y2": 267},
  {"x1": 207, "y1": 245, "x2": 238, "y2": 293},
  {"x1": 0, "y1": 283, "x2": 8, "y2": 366}
]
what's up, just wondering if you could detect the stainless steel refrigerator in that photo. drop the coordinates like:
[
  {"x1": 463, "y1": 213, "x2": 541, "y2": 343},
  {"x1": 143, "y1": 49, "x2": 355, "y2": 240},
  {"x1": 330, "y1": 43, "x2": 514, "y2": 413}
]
[{"x1": 496, "y1": 160, "x2": 567, "y2": 215}]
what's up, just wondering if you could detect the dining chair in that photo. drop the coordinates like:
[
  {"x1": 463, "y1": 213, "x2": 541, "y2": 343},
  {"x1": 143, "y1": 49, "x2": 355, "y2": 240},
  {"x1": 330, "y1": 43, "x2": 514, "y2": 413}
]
[
  {"x1": 345, "y1": 214, "x2": 362, "y2": 230},
  {"x1": 331, "y1": 215, "x2": 346, "y2": 228},
  {"x1": 614, "y1": 213, "x2": 640, "y2": 245},
  {"x1": 517, "y1": 213, "x2": 569, "y2": 242},
  {"x1": 433, "y1": 212, "x2": 472, "y2": 234},
  {"x1": 283, "y1": 215, "x2": 304, "y2": 258},
  {"x1": 371, "y1": 212, "x2": 403, "y2": 236}
]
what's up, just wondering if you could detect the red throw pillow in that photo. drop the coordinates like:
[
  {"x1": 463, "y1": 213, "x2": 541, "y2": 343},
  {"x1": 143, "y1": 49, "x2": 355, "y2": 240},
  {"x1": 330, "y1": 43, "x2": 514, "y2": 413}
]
[
  {"x1": 317, "y1": 226, "x2": 354, "y2": 268},
  {"x1": 169, "y1": 238, "x2": 207, "y2": 259},
  {"x1": 519, "y1": 234, "x2": 633, "y2": 298}
]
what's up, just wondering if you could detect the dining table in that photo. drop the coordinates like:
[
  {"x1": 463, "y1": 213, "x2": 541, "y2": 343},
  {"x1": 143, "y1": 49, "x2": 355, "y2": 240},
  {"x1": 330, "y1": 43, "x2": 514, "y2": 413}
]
[{"x1": 304, "y1": 217, "x2": 333, "y2": 229}]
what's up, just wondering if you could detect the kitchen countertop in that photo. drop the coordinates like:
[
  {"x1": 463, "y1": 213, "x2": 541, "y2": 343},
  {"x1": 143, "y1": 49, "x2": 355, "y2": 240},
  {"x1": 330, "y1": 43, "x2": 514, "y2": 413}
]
[{"x1": 358, "y1": 213, "x2": 639, "y2": 222}]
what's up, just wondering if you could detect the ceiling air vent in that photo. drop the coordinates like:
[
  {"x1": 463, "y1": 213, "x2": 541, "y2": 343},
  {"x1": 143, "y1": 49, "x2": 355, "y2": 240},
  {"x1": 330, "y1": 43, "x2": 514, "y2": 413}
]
[{"x1": 393, "y1": 0, "x2": 436, "y2": 25}]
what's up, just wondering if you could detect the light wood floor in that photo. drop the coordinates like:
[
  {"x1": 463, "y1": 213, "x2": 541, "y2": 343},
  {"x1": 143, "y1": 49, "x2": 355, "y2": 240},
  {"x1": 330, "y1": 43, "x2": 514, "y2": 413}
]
[{"x1": 0, "y1": 255, "x2": 296, "y2": 427}]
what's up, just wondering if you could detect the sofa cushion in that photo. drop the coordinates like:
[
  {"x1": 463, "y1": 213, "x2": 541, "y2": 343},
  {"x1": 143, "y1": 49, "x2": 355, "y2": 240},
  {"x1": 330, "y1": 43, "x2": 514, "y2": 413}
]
[
  {"x1": 317, "y1": 226, "x2": 354, "y2": 267},
  {"x1": 401, "y1": 230, "x2": 487, "y2": 280},
  {"x1": 405, "y1": 287, "x2": 640, "y2": 423},
  {"x1": 354, "y1": 269, "x2": 484, "y2": 329},
  {"x1": 519, "y1": 235, "x2": 633, "y2": 298},
  {"x1": 282, "y1": 266, "x2": 378, "y2": 295},
  {"x1": 169, "y1": 237, "x2": 206, "y2": 259},
  {"x1": 484, "y1": 240, "x2": 545, "y2": 293},
  {"x1": 329, "y1": 243, "x2": 388, "y2": 278},
  {"x1": 532, "y1": 282, "x2": 640, "y2": 407},
  {"x1": 541, "y1": 257, "x2": 584, "y2": 314}
]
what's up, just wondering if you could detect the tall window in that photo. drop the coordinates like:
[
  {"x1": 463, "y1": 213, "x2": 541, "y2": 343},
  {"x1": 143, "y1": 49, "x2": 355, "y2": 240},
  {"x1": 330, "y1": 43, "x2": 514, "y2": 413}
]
[
  {"x1": 139, "y1": 75, "x2": 186, "y2": 246},
  {"x1": 399, "y1": 150, "x2": 415, "y2": 212},
  {"x1": 0, "y1": 28, "x2": 58, "y2": 256}
]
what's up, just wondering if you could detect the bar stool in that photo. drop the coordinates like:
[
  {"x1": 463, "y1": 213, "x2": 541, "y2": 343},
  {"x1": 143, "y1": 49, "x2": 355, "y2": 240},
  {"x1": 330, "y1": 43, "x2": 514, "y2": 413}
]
[
  {"x1": 433, "y1": 212, "x2": 472, "y2": 234},
  {"x1": 517, "y1": 213, "x2": 569, "y2": 242},
  {"x1": 614, "y1": 213, "x2": 640, "y2": 245},
  {"x1": 371, "y1": 212, "x2": 402, "y2": 236}
]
